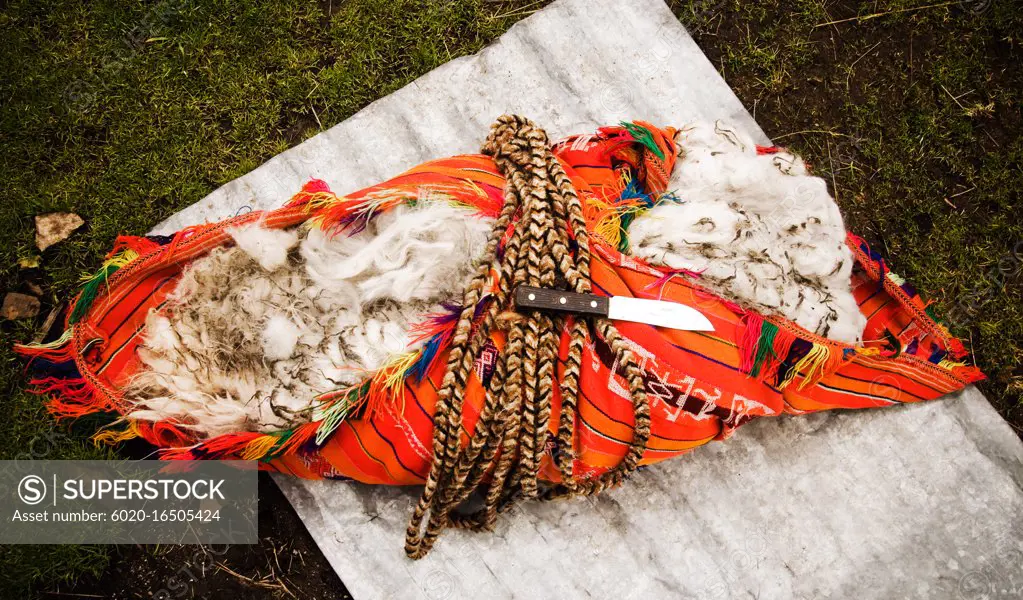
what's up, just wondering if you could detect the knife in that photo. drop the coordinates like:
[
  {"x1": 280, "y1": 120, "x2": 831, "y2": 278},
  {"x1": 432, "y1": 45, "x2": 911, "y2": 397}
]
[{"x1": 513, "y1": 286, "x2": 714, "y2": 332}]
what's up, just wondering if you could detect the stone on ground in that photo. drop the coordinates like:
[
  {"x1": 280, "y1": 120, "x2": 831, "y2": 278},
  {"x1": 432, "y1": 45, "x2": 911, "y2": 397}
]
[
  {"x1": 35, "y1": 212, "x2": 84, "y2": 251},
  {"x1": 2, "y1": 292, "x2": 40, "y2": 320}
]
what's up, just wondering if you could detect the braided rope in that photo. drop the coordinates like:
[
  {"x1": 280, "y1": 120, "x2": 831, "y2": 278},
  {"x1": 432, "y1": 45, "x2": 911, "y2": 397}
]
[{"x1": 404, "y1": 115, "x2": 650, "y2": 559}]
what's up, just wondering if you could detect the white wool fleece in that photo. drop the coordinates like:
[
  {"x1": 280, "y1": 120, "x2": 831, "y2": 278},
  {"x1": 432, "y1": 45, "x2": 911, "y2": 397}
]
[
  {"x1": 126, "y1": 201, "x2": 492, "y2": 437},
  {"x1": 628, "y1": 122, "x2": 866, "y2": 343},
  {"x1": 127, "y1": 121, "x2": 865, "y2": 439},
  {"x1": 227, "y1": 222, "x2": 298, "y2": 271}
]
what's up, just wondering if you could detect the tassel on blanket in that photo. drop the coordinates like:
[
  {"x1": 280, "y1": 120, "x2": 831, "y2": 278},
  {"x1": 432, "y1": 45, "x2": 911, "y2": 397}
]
[
  {"x1": 596, "y1": 121, "x2": 678, "y2": 195},
  {"x1": 354, "y1": 301, "x2": 465, "y2": 425},
  {"x1": 739, "y1": 312, "x2": 765, "y2": 374},
  {"x1": 240, "y1": 435, "x2": 280, "y2": 461},
  {"x1": 738, "y1": 315, "x2": 798, "y2": 381},
  {"x1": 311, "y1": 188, "x2": 423, "y2": 235},
  {"x1": 308, "y1": 181, "x2": 500, "y2": 237},
  {"x1": 94, "y1": 419, "x2": 191, "y2": 448},
  {"x1": 163, "y1": 419, "x2": 320, "y2": 462},
  {"x1": 767, "y1": 328, "x2": 797, "y2": 382},
  {"x1": 621, "y1": 121, "x2": 667, "y2": 160},
  {"x1": 27, "y1": 376, "x2": 116, "y2": 419},
  {"x1": 776, "y1": 341, "x2": 847, "y2": 390},
  {"x1": 104, "y1": 299, "x2": 464, "y2": 460},
  {"x1": 285, "y1": 179, "x2": 352, "y2": 223},
  {"x1": 92, "y1": 421, "x2": 145, "y2": 445},
  {"x1": 15, "y1": 328, "x2": 75, "y2": 364},
  {"x1": 136, "y1": 421, "x2": 192, "y2": 448},
  {"x1": 590, "y1": 176, "x2": 648, "y2": 250},
  {"x1": 642, "y1": 267, "x2": 704, "y2": 300},
  {"x1": 17, "y1": 324, "x2": 112, "y2": 429},
  {"x1": 286, "y1": 179, "x2": 335, "y2": 207},
  {"x1": 750, "y1": 322, "x2": 779, "y2": 378},
  {"x1": 406, "y1": 302, "x2": 462, "y2": 380},
  {"x1": 109, "y1": 234, "x2": 163, "y2": 258},
  {"x1": 313, "y1": 381, "x2": 373, "y2": 446},
  {"x1": 306, "y1": 190, "x2": 404, "y2": 236},
  {"x1": 162, "y1": 432, "x2": 264, "y2": 461},
  {"x1": 68, "y1": 248, "x2": 141, "y2": 324},
  {"x1": 271, "y1": 422, "x2": 319, "y2": 456},
  {"x1": 590, "y1": 171, "x2": 681, "y2": 250},
  {"x1": 612, "y1": 177, "x2": 655, "y2": 251}
]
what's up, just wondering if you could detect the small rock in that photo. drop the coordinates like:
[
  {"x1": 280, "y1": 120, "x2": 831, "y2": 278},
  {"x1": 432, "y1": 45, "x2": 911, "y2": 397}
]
[
  {"x1": 1, "y1": 292, "x2": 41, "y2": 320},
  {"x1": 18, "y1": 256, "x2": 41, "y2": 269},
  {"x1": 25, "y1": 282, "x2": 44, "y2": 296},
  {"x1": 35, "y1": 212, "x2": 84, "y2": 251}
]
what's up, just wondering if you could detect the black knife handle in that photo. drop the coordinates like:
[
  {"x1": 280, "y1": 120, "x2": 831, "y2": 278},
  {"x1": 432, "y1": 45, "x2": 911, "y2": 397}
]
[{"x1": 513, "y1": 286, "x2": 609, "y2": 317}]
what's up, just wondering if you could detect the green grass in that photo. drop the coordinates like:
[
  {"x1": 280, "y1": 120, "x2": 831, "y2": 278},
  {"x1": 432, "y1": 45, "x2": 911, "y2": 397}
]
[
  {"x1": 669, "y1": 0, "x2": 1023, "y2": 422},
  {"x1": 0, "y1": 0, "x2": 541, "y2": 596},
  {"x1": 2, "y1": 0, "x2": 1021, "y2": 595}
]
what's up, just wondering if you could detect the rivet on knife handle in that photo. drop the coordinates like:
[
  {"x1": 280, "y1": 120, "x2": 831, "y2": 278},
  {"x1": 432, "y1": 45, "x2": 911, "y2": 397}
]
[{"x1": 514, "y1": 286, "x2": 609, "y2": 317}]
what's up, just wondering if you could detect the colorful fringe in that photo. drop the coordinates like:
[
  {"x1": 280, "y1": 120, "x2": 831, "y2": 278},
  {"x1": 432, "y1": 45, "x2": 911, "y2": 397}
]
[
  {"x1": 68, "y1": 249, "x2": 138, "y2": 324},
  {"x1": 15, "y1": 171, "x2": 494, "y2": 464},
  {"x1": 590, "y1": 172, "x2": 681, "y2": 251},
  {"x1": 642, "y1": 267, "x2": 705, "y2": 300},
  {"x1": 15, "y1": 119, "x2": 984, "y2": 478},
  {"x1": 737, "y1": 311, "x2": 853, "y2": 390},
  {"x1": 160, "y1": 301, "x2": 465, "y2": 462},
  {"x1": 621, "y1": 121, "x2": 667, "y2": 160},
  {"x1": 307, "y1": 180, "x2": 503, "y2": 237},
  {"x1": 738, "y1": 313, "x2": 801, "y2": 385}
]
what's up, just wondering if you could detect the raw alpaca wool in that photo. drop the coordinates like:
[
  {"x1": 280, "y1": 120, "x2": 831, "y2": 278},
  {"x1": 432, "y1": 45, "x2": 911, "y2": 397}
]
[
  {"x1": 125, "y1": 202, "x2": 492, "y2": 437},
  {"x1": 126, "y1": 121, "x2": 863, "y2": 438},
  {"x1": 629, "y1": 122, "x2": 866, "y2": 343}
]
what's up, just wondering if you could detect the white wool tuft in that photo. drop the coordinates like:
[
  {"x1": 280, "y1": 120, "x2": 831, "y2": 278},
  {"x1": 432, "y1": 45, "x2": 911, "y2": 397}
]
[
  {"x1": 126, "y1": 200, "x2": 492, "y2": 438},
  {"x1": 262, "y1": 314, "x2": 302, "y2": 360},
  {"x1": 227, "y1": 222, "x2": 299, "y2": 271},
  {"x1": 127, "y1": 121, "x2": 867, "y2": 439},
  {"x1": 629, "y1": 121, "x2": 866, "y2": 343}
]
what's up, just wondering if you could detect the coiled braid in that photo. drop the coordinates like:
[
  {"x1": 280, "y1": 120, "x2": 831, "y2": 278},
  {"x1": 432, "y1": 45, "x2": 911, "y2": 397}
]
[{"x1": 404, "y1": 115, "x2": 651, "y2": 559}]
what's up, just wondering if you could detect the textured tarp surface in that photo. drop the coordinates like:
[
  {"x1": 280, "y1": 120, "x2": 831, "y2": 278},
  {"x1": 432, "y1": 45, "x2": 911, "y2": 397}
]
[{"x1": 155, "y1": 0, "x2": 1023, "y2": 597}]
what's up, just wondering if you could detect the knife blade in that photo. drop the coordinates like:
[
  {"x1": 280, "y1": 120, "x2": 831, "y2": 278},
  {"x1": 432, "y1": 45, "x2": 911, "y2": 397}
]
[{"x1": 513, "y1": 286, "x2": 714, "y2": 332}]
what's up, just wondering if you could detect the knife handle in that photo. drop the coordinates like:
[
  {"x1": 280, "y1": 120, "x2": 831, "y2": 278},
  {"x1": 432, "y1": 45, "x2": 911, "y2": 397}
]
[{"x1": 513, "y1": 286, "x2": 609, "y2": 317}]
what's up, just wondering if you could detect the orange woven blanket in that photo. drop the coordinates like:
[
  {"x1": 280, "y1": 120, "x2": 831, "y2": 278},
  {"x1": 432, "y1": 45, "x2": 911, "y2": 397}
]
[{"x1": 18, "y1": 121, "x2": 983, "y2": 485}]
